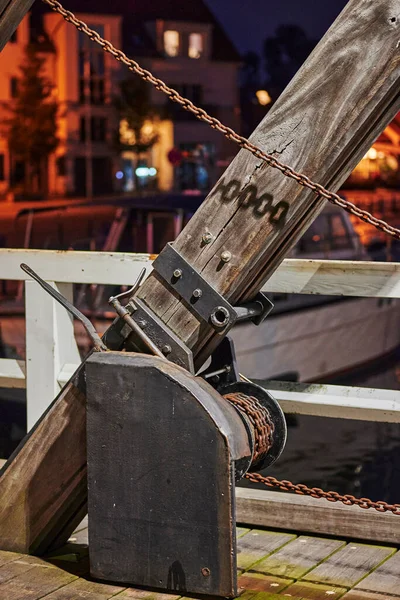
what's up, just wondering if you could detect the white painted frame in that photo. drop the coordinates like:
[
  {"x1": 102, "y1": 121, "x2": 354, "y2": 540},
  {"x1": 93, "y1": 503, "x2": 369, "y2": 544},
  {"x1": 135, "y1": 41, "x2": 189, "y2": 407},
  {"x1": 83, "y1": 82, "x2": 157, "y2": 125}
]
[{"x1": 1, "y1": 248, "x2": 400, "y2": 427}]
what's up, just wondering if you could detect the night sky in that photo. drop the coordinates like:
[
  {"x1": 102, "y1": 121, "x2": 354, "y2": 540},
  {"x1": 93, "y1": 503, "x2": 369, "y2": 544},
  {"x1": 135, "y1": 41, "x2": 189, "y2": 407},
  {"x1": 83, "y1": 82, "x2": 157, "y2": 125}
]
[{"x1": 206, "y1": 0, "x2": 349, "y2": 56}]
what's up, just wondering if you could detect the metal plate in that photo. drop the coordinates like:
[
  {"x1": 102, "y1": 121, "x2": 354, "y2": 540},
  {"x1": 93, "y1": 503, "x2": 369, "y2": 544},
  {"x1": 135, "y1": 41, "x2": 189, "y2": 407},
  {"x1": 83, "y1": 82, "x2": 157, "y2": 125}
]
[{"x1": 153, "y1": 243, "x2": 237, "y2": 331}]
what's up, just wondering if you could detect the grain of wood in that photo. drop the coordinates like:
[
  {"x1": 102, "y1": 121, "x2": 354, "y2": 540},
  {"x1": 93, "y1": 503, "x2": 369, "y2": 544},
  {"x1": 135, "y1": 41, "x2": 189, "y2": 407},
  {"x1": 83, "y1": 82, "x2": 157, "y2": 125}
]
[
  {"x1": 0, "y1": 560, "x2": 36, "y2": 585},
  {"x1": 303, "y1": 543, "x2": 396, "y2": 588},
  {"x1": 235, "y1": 488, "x2": 400, "y2": 544},
  {"x1": 252, "y1": 535, "x2": 345, "y2": 579},
  {"x1": 0, "y1": 550, "x2": 21, "y2": 568},
  {"x1": 354, "y1": 550, "x2": 400, "y2": 596},
  {"x1": 113, "y1": 590, "x2": 180, "y2": 599},
  {"x1": 0, "y1": 563, "x2": 76, "y2": 600},
  {"x1": 237, "y1": 530, "x2": 296, "y2": 571},
  {"x1": 36, "y1": 577, "x2": 126, "y2": 599},
  {"x1": 0, "y1": 0, "x2": 35, "y2": 51},
  {"x1": 0, "y1": 378, "x2": 87, "y2": 554},
  {"x1": 238, "y1": 571, "x2": 292, "y2": 593},
  {"x1": 342, "y1": 590, "x2": 400, "y2": 600},
  {"x1": 282, "y1": 580, "x2": 347, "y2": 599},
  {"x1": 135, "y1": 0, "x2": 400, "y2": 367}
]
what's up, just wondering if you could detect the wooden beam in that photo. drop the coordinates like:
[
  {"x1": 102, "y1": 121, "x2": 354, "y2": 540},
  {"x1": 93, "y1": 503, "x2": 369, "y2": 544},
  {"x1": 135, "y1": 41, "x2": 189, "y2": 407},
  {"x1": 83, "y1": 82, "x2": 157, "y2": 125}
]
[
  {"x1": 134, "y1": 0, "x2": 400, "y2": 367},
  {"x1": 0, "y1": 0, "x2": 35, "y2": 51},
  {"x1": 235, "y1": 488, "x2": 400, "y2": 545}
]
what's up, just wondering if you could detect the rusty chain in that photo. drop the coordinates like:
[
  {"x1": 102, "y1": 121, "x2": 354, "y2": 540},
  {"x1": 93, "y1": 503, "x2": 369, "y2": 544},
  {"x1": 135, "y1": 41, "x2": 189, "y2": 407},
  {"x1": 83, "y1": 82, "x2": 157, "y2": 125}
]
[
  {"x1": 43, "y1": 0, "x2": 400, "y2": 241},
  {"x1": 42, "y1": 0, "x2": 400, "y2": 516},
  {"x1": 224, "y1": 392, "x2": 274, "y2": 467}
]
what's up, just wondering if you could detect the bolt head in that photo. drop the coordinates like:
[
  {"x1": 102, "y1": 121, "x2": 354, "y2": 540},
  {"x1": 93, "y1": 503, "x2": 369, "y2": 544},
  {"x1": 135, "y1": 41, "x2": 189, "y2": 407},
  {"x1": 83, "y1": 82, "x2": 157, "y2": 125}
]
[
  {"x1": 220, "y1": 250, "x2": 232, "y2": 263},
  {"x1": 201, "y1": 567, "x2": 211, "y2": 577},
  {"x1": 192, "y1": 288, "x2": 202, "y2": 298},
  {"x1": 202, "y1": 231, "x2": 213, "y2": 244},
  {"x1": 173, "y1": 268, "x2": 182, "y2": 279},
  {"x1": 162, "y1": 344, "x2": 172, "y2": 355}
]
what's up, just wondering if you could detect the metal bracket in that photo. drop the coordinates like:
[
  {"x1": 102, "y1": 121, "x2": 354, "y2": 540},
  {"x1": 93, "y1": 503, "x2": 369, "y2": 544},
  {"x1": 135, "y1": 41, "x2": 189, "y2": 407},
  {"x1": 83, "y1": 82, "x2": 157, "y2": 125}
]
[
  {"x1": 127, "y1": 298, "x2": 194, "y2": 373},
  {"x1": 153, "y1": 243, "x2": 274, "y2": 333},
  {"x1": 153, "y1": 243, "x2": 237, "y2": 332}
]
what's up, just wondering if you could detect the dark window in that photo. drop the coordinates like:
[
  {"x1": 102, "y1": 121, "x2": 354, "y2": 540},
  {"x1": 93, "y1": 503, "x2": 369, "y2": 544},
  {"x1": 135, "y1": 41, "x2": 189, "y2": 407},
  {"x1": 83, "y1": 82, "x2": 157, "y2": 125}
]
[
  {"x1": 79, "y1": 116, "x2": 86, "y2": 142},
  {"x1": 90, "y1": 117, "x2": 107, "y2": 142},
  {"x1": 171, "y1": 84, "x2": 203, "y2": 104},
  {"x1": 0, "y1": 154, "x2": 4, "y2": 181},
  {"x1": 56, "y1": 156, "x2": 66, "y2": 176},
  {"x1": 10, "y1": 29, "x2": 17, "y2": 43},
  {"x1": 78, "y1": 24, "x2": 106, "y2": 105},
  {"x1": 10, "y1": 77, "x2": 18, "y2": 98}
]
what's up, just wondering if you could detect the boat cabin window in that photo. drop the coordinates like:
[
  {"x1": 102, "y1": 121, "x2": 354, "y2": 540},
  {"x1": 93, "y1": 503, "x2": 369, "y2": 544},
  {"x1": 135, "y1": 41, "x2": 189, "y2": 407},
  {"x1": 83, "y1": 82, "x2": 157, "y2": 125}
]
[{"x1": 297, "y1": 212, "x2": 353, "y2": 255}]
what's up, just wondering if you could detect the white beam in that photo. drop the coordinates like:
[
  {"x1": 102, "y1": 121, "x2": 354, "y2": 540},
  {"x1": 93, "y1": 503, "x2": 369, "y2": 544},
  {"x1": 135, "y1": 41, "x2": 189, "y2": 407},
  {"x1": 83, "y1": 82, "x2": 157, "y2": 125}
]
[
  {"x1": 25, "y1": 281, "x2": 80, "y2": 428},
  {"x1": 2, "y1": 249, "x2": 400, "y2": 298},
  {"x1": 0, "y1": 359, "x2": 26, "y2": 389},
  {"x1": 264, "y1": 380, "x2": 400, "y2": 423}
]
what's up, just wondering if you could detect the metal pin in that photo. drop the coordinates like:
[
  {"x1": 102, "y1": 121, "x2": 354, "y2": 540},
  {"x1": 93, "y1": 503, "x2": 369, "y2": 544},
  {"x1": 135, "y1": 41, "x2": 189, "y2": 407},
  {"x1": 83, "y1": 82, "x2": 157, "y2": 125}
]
[
  {"x1": 220, "y1": 250, "x2": 232, "y2": 263},
  {"x1": 202, "y1": 231, "x2": 213, "y2": 244}
]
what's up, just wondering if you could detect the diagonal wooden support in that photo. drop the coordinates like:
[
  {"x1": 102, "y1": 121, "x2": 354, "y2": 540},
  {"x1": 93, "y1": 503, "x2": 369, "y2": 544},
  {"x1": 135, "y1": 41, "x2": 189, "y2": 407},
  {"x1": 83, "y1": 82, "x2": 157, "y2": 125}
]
[
  {"x1": 0, "y1": 0, "x2": 36, "y2": 50},
  {"x1": 1, "y1": 0, "x2": 400, "y2": 554}
]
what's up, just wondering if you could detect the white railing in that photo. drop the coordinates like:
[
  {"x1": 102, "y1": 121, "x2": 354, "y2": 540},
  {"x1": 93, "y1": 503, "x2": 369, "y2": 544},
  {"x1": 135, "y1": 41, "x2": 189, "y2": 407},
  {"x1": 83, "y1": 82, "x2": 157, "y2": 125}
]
[{"x1": 1, "y1": 248, "x2": 400, "y2": 428}]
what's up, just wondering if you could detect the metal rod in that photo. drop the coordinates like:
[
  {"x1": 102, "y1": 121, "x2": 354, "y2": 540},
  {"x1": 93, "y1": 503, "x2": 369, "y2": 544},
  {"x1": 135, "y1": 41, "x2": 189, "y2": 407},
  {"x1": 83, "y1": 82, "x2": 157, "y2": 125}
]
[{"x1": 20, "y1": 263, "x2": 107, "y2": 352}]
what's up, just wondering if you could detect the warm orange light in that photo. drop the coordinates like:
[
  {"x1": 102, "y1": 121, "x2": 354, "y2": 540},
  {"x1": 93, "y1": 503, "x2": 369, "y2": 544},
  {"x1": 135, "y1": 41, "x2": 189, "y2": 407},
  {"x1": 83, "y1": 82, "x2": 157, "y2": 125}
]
[{"x1": 256, "y1": 90, "x2": 272, "y2": 106}]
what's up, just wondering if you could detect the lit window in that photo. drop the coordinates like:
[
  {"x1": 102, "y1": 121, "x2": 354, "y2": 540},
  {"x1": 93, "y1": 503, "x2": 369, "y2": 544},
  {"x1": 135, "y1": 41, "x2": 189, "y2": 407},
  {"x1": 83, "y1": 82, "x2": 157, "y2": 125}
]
[
  {"x1": 164, "y1": 30, "x2": 179, "y2": 57},
  {"x1": 188, "y1": 33, "x2": 203, "y2": 59}
]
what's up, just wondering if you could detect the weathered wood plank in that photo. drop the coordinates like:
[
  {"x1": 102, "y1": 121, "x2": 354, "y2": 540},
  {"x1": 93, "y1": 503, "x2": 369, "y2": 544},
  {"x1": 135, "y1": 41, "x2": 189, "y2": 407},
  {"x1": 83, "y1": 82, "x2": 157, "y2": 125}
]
[
  {"x1": 0, "y1": 365, "x2": 88, "y2": 554},
  {"x1": 0, "y1": 563, "x2": 76, "y2": 600},
  {"x1": 237, "y1": 530, "x2": 296, "y2": 571},
  {"x1": 342, "y1": 590, "x2": 400, "y2": 600},
  {"x1": 235, "y1": 488, "x2": 400, "y2": 544},
  {"x1": 252, "y1": 535, "x2": 345, "y2": 579},
  {"x1": 135, "y1": 0, "x2": 400, "y2": 367},
  {"x1": 282, "y1": 581, "x2": 347, "y2": 599},
  {"x1": 35, "y1": 577, "x2": 126, "y2": 600},
  {"x1": 0, "y1": 558, "x2": 38, "y2": 585},
  {"x1": 303, "y1": 543, "x2": 396, "y2": 587},
  {"x1": 0, "y1": 550, "x2": 21, "y2": 567},
  {"x1": 238, "y1": 571, "x2": 292, "y2": 594},
  {"x1": 113, "y1": 590, "x2": 180, "y2": 599},
  {"x1": 0, "y1": 0, "x2": 35, "y2": 51},
  {"x1": 354, "y1": 551, "x2": 400, "y2": 596}
]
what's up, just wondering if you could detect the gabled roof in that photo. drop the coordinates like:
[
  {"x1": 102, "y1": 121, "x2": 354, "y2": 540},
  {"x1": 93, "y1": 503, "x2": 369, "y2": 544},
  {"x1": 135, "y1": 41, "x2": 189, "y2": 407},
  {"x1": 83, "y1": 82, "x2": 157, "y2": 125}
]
[{"x1": 35, "y1": 0, "x2": 240, "y2": 61}]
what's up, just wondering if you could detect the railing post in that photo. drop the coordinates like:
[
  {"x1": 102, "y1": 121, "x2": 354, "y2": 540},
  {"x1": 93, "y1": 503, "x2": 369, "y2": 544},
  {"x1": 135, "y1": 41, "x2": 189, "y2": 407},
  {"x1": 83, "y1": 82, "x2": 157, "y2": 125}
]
[{"x1": 25, "y1": 280, "x2": 81, "y2": 429}]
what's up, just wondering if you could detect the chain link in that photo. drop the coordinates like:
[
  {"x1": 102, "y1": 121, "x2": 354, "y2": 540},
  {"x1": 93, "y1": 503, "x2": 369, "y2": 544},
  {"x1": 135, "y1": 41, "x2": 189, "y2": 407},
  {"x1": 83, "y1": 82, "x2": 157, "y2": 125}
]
[
  {"x1": 43, "y1": 0, "x2": 400, "y2": 241},
  {"x1": 244, "y1": 471, "x2": 400, "y2": 516}
]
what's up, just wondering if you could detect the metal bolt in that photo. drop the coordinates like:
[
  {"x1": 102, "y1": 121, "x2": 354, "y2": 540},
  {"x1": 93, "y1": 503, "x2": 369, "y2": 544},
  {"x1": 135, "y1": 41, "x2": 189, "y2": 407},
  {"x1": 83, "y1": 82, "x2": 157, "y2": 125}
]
[
  {"x1": 137, "y1": 319, "x2": 147, "y2": 327},
  {"x1": 173, "y1": 268, "x2": 182, "y2": 279},
  {"x1": 220, "y1": 250, "x2": 232, "y2": 263},
  {"x1": 201, "y1": 567, "x2": 211, "y2": 577},
  {"x1": 162, "y1": 344, "x2": 172, "y2": 356},
  {"x1": 202, "y1": 231, "x2": 213, "y2": 244},
  {"x1": 192, "y1": 288, "x2": 202, "y2": 298}
]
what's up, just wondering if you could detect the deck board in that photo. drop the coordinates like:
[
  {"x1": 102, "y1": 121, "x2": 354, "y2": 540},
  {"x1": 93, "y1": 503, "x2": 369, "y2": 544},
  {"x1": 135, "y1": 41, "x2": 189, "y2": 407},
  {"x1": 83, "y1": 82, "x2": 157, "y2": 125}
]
[
  {"x1": 251, "y1": 535, "x2": 345, "y2": 579},
  {"x1": 0, "y1": 522, "x2": 398, "y2": 600},
  {"x1": 302, "y1": 542, "x2": 396, "y2": 588}
]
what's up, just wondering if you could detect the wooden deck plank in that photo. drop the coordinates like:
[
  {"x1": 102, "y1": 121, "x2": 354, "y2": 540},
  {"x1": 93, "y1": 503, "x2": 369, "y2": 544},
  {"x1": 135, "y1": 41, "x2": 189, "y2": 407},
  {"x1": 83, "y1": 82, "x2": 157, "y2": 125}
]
[
  {"x1": 0, "y1": 563, "x2": 76, "y2": 599},
  {"x1": 0, "y1": 559, "x2": 37, "y2": 585},
  {"x1": 236, "y1": 489, "x2": 400, "y2": 545},
  {"x1": 238, "y1": 571, "x2": 292, "y2": 593},
  {"x1": 0, "y1": 550, "x2": 22, "y2": 567},
  {"x1": 303, "y1": 543, "x2": 396, "y2": 588},
  {"x1": 113, "y1": 590, "x2": 180, "y2": 599},
  {"x1": 342, "y1": 591, "x2": 400, "y2": 600},
  {"x1": 36, "y1": 577, "x2": 126, "y2": 599},
  {"x1": 354, "y1": 550, "x2": 400, "y2": 596},
  {"x1": 281, "y1": 580, "x2": 347, "y2": 599},
  {"x1": 237, "y1": 530, "x2": 296, "y2": 571},
  {"x1": 251, "y1": 535, "x2": 345, "y2": 579}
]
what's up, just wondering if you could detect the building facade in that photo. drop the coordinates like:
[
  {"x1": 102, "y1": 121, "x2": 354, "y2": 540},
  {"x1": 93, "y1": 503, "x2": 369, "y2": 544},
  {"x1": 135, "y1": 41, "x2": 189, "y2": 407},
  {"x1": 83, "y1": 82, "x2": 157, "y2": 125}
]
[{"x1": 0, "y1": 1, "x2": 241, "y2": 198}]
